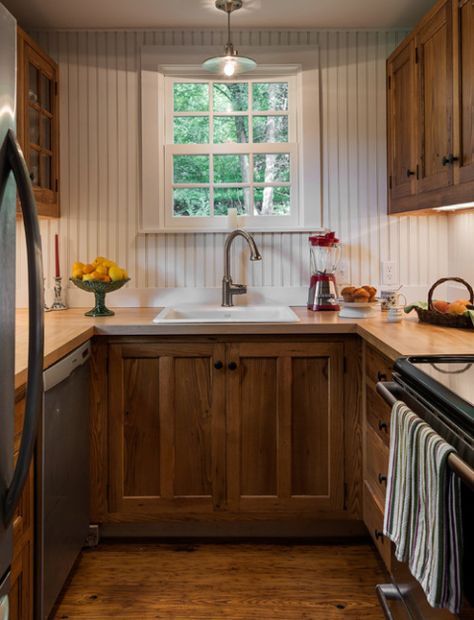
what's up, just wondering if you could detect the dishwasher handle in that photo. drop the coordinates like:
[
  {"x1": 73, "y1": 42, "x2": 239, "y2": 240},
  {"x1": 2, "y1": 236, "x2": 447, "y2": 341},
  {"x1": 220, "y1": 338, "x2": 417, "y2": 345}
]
[{"x1": 1, "y1": 130, "x2": 44, "y2": 527}]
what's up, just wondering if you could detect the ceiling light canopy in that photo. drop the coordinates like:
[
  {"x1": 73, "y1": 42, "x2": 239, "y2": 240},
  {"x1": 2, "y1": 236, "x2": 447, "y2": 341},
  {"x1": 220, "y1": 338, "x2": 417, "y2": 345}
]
[{"x1": 202, "y1": 0, "x2": 256, "y2": 77}]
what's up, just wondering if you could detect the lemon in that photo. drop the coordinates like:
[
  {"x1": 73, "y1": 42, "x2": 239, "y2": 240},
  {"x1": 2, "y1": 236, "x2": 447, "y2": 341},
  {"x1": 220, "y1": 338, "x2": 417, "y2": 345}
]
[
  {"x1": 82, "y1": 273, "x2": 94, "y2": 282},
  {"x1": 71, "y1": 268, "x2": 83, "y2": 280},
  {"x1": 102, "y1": 259, "x2": 116, "y2": 269},
  {"x1": 72, "y1": 261, "x2": 84, "y2": 271},
  {"x1": 109, "y1": 266, "x2": 124, "y2": 282},
  {"x1": 94, "y1": 256, "x2": 107, "y2": 264},
  {"x1": 96, "y1": 264, "x2": 108, "y2": 275}
]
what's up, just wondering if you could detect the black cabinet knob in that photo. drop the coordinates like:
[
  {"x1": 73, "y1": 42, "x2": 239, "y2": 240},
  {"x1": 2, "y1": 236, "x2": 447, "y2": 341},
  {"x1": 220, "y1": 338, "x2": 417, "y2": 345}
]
[
  {"x1": 442, "y1": 154, "x2": 459, "y2": 166},
  {"x1": 377, "y1": 371, "x2": 387, "y2": 382},
  {"x1": 214, "y1": 361, "x2": 223, "y2": 370},
  {"x1": 378, "y1": 473, "x2": 387, "y2": 485},
  {"x1": 228, "y1": 362, "x2": 238, "y2": 371},
  {"x1": 375, "y1": 529, "x2": 384, "y2": 542},
  {"x1": 406, "y1": 169, "x2": 416, "y2": 177},
  {"x1": 378, "y1": 420, "x2": 388, "y2": 432}
]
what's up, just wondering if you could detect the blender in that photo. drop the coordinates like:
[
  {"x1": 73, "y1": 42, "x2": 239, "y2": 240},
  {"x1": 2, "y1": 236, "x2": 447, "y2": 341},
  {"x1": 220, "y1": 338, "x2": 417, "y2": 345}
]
[{"x1": 307, "y1": 232, "x2": 341, "y2": 311}]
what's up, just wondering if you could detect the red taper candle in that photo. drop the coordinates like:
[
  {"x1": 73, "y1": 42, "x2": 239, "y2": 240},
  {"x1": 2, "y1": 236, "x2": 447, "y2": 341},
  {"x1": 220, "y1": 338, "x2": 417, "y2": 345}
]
[{"x1": 54, "y1": 233, "x2": 60, "y2": 278}]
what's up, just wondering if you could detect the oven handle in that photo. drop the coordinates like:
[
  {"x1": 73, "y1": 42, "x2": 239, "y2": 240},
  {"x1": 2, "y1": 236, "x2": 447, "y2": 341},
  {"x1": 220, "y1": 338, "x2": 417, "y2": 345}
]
[
  {"x1": 376, "y1": 584, "x2": 407, "y2": 619},
  {"x1": 376, "y1": 381, "x2": 474, "y2": 492}
]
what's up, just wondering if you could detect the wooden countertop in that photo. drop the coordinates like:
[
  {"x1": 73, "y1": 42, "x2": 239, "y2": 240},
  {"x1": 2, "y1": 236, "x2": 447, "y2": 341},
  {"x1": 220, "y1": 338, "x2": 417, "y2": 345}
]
[{"x1": 14, "y1": 306, "x2": 474, "y2": 390}]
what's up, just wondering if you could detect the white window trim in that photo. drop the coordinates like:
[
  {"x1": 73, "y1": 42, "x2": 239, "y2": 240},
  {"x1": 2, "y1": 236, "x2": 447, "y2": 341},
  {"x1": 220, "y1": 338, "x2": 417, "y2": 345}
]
[{"x1": 140, "y1": 45, "x2": 321, "y2": 233}]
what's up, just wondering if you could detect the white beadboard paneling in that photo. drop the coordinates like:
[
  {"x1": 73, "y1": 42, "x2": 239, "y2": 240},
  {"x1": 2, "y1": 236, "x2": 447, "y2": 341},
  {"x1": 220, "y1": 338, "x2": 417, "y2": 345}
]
[{"x1": 16, "y1": 28, "x2": 450, "y2": 308}]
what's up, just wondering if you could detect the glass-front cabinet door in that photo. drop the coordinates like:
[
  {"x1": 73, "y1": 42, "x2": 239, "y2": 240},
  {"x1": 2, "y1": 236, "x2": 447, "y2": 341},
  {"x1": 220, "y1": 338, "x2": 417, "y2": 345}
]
[{"x1": 17, "y1": 28, "x2": 59, "y2": 218}]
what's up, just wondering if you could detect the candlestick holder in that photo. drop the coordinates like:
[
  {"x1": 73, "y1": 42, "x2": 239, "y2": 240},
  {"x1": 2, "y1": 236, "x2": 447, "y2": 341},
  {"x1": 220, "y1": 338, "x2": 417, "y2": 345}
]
[
  {"x1": 43, "y1": 278, "x2": 51, "y2": 312},
  {"x1": 50, "y1": 276, "x2": 68, "y2": 310}
]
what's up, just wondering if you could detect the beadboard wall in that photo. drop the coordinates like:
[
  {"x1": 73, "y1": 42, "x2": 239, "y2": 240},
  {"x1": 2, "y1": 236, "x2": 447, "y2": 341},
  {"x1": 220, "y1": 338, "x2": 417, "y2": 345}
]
[
  {"x1": 446, "y1": 213, "x2": 474, "y2": 299},
  {"x1": 16, "y1": 28, "x2": 451, "y2": 307}
]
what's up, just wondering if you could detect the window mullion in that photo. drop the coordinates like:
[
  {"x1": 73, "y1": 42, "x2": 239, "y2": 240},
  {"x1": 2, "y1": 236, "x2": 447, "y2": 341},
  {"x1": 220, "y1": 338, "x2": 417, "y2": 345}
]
[{"x1": 209, "y1": 82, "x2": 214, "y2": 217}]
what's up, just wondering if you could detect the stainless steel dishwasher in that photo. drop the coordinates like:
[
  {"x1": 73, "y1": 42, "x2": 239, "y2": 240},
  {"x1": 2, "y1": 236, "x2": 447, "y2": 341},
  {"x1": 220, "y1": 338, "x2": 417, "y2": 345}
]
[{"x1": 37, "y1": 341, "x2": 91, "y2": 619}]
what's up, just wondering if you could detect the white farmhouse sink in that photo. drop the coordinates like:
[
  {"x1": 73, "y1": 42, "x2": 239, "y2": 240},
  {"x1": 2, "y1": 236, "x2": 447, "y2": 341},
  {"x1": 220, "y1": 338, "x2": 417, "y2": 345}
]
[{"x1": 153, "y1": 304, "x2": 300, "y2": 324}]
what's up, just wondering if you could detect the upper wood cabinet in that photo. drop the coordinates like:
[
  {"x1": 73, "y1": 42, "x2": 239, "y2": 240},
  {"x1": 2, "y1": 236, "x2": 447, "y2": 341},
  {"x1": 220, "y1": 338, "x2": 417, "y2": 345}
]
[
  {"x1": 17, "y1": 29, "x2": 60, "y2": 218},
  {"x1": 453, "y1": 0, "x2": 474, "y2": 185},
  {"x1": 387, "y1": 39, "x2": 417, "y2": 201},
  {"x1": 416, "y1": 0, "x2": 453, "y2": 194},
  {"x1": 387, "y1": 0, "x2": 474, "y2": 214}
]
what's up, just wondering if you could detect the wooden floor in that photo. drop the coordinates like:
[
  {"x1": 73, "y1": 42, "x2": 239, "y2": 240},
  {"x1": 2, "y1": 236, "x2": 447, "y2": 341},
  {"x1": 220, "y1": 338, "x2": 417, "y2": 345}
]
[{"x1": 53, "y1": 542, "x2": 387, "y2": 620}]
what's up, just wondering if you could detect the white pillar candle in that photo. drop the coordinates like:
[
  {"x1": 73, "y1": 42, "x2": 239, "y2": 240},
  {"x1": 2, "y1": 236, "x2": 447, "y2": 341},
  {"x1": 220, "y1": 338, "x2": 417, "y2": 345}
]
[{"x1": 228, "y1": 208, "x2": 238, "y2": 229}]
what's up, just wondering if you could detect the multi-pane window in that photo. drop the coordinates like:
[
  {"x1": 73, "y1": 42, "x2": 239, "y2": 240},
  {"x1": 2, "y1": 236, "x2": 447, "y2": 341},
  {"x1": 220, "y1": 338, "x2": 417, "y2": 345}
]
[{"x1": 164, "y1": 77, "x2": 298, "y2": 229}]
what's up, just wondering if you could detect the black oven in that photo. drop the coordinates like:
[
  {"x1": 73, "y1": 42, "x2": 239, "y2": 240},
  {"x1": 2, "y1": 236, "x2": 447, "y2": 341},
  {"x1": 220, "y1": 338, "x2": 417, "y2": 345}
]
[{"x1": 376, "y1": 355, "x2": 474, "y2": 620}]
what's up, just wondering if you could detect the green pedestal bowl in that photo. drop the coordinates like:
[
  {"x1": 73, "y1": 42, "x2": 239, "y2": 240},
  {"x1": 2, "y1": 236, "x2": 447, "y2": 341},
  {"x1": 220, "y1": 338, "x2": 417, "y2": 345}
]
[{"x1": 70, "y1": 278, "x2": 130, "y2": 317}]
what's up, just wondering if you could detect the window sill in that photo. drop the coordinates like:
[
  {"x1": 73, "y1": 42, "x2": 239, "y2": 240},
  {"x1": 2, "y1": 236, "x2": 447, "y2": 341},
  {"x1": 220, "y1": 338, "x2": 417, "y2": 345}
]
[{"x1": 138, "y1": 226, "x2": 322, "y2": 234}]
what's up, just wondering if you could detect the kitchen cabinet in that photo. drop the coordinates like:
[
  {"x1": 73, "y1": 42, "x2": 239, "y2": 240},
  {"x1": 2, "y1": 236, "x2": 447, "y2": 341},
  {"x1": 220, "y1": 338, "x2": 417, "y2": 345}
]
[
  {"x1": 96, "y1": 337, "x2": 357, "y2": 531},
  {"x1": 11, "y1": 395, "x2": 34, "y2": 620},
  {"x1": 453, "y1": 0, "x2": 474, "y2": 186},
  {"x1": 416, "y1": 0, "x2": 453, "y2": 195},
  {"x1": 107, "y1": 342, "x2": 226, "y2": 517},
  {"x1": 363, "y1": 343, "x2": 393, "y2": 572},
  {"x1": 17, "y1": 28, "x2": 60, "y2": 218},
  {"x1": 387, "y1": 0, "x2": 474, "y2": 213},
  {"x1": 226, "y1": 342, "x2": 344, "y2": 514},
  {"x1": 387, "y1": 39, "x2": 417, "y2": 202}
]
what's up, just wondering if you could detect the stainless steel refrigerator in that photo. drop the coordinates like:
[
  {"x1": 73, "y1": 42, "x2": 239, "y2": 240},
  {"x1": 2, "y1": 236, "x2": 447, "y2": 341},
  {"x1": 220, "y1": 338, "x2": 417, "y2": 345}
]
[{"x1": 0, "y1": 3, "x2": 44, "y2": 617}]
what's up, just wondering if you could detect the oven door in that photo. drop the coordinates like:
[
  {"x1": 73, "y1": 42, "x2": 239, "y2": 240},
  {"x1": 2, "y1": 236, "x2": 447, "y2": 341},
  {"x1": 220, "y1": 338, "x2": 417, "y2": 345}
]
[{"x1": 376, "y1": 381, "x2": 474, "y2": 620}]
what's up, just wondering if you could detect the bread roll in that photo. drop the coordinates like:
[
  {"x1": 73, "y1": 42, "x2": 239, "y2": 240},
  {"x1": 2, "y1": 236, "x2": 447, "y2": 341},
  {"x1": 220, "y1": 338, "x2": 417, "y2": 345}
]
[{"x1": 352, "y1": 287, "x2": 370, "y2": 302}]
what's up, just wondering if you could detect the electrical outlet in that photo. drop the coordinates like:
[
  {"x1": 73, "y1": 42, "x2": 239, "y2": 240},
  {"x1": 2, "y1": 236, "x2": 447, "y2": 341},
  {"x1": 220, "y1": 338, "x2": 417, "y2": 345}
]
[{"x1": 381, "y1": 261, "x2": 397, "y2": 286}]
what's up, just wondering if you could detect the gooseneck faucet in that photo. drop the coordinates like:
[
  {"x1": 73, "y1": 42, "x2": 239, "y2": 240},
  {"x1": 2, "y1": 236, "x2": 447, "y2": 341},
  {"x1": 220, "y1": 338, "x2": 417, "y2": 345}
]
[{"x1": 222, "y1": 229, "x2": 262, "y2": 307}]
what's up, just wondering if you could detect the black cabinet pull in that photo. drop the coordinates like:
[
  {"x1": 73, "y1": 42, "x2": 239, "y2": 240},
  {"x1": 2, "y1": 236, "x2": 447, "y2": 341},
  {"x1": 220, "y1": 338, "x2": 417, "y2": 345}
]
[
  {"x1": 378, "y1": 473, "x2": 387, "y2": 485},
  {"x1": 228, "y1": 362, "x2": 238, "y2": 371},
  {"x1": 214, "y1": 361, "x2": 223, "y2": 370},
  {"x1": 375, "y1": 529, "x2": 384, "y2": 541},
  {"x1": 378, "y1": 420, "x2": 388, "y2": 432},
  {"x1": 406, "y1": 169, "x2": 416, "y2": 177},
  {"x1": 377, "y1": 371, "x2": 387, "y2": 382},
  {"x1": 442, "y1": 154, "x2": 459, "y2": 166}
]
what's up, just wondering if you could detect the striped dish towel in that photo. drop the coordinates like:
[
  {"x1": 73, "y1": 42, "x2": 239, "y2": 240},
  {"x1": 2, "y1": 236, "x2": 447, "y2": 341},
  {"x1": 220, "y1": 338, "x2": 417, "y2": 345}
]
[{"x1": 383, "y1": 401, "x2": 463, "y2": 613}]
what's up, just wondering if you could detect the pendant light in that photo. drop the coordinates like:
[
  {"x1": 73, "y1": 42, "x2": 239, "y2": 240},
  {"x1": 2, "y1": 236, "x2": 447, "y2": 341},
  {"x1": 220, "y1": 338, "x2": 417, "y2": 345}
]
[{"x1": 202, "y1": 0, "x2": 256, "y2": 77}]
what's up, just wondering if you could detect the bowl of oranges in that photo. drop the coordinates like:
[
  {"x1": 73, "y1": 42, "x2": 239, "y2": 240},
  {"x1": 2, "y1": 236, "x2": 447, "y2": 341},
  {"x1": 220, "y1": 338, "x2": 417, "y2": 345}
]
[{"x1": 70, "y1": 257, "x2": 129, "y2": 317}]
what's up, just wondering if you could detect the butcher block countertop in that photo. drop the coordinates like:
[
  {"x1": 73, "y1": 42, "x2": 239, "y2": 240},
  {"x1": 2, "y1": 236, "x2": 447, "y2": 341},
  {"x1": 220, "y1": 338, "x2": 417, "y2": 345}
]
[{"x1": 14, "y1": 306, "x2": 474, "y2": 390}]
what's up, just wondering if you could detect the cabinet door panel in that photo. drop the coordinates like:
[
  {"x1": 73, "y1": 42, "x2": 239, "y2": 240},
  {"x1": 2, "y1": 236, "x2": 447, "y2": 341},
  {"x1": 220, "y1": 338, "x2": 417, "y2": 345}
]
[
  {"x1": 291, "y1": 357, "x2": 329, "y2": 496},
  {"x1": 174, "y1": 356, "x2": 214, "y2": 496},
  {"x1": 240, "y1": 357, "x2": 278, "y2": 496},
  {"x1": 109, "y1": 343, "x2": 225, "y2": 517},
  {"x1": 454, "y1": 0, "x2": 474, "y2": 184},
  {"x1": 123, "y1": 358, "x2": 160, "y2": 496},
  {"x1": 388, "y1": 39, "x2": 417, "y2": 202},
  {"x1": 227, "y1": 342, "x2": 344, "y2": 514},
  {"x1": 417, "y1": 1, "x2": 453, "y2": 193}
]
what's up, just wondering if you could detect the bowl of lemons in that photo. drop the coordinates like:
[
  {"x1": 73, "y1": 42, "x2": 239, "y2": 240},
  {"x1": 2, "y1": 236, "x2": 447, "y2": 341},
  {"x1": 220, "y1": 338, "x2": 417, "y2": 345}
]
[{"x1": 70, "y1": 257, "x2": 129, "y2": 317}]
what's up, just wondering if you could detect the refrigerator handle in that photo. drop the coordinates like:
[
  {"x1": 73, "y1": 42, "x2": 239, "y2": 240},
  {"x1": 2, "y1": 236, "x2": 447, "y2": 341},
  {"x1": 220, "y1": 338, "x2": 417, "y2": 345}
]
[{"x1": 1, "y1": 130, "x2": 44, "y2": 527}]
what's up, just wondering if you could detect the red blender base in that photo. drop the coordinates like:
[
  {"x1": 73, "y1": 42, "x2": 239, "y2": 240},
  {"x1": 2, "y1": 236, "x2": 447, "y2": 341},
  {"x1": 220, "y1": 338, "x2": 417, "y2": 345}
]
[{"x1": 307, "y1": 274, "x2": 340, "y2": 311}]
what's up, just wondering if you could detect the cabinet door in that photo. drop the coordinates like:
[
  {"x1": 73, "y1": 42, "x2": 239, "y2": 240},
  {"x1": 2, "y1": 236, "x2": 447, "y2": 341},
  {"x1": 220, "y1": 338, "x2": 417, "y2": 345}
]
[
  {"x1": 416, "y1": 0, "x2": 454, "y2": 193},
  {"x1": 108, "y1": 342, "x2": 226, "y2": 518},
  {"x1": 17, "y1": 29, "x2": 59, "y2": 218},
  {"x1": 226, "y1": 342, "x2": 344, "y2": 515},
  {"x1": 387, "y1": 39, "x2": 418, "y2": 203},
  {"x1": 453, "y1": 0, "x2": 474, "y2": 185}
]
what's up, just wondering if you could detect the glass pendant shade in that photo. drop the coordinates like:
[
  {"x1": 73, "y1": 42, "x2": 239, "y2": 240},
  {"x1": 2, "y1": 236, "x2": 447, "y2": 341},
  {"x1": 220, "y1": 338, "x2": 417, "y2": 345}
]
[
  {"x1": 202, "y1": 45, "x2": 256, "y2": 77},
  {"x1": 202, "y1": 1, "x2": 256, "y2": 77}
]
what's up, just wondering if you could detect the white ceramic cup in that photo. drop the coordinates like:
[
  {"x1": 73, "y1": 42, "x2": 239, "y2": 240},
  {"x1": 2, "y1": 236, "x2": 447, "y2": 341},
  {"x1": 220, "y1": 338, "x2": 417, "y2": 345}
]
[
  {"x1": 380, "y1": 290, "x2": 407, "y2": 311},
  {"x1": 386, "y1": 306, "x2": 404, "y2": 323}
]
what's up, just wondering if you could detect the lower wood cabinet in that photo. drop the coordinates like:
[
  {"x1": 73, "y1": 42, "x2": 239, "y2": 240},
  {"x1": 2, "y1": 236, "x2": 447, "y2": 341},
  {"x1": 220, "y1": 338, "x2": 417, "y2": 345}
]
[
  {"x1": 11, "y1": 396, "x2": 34, "y2": 620},
  {"x1": 100, "y1": 337, "x2": 351, "y2": 525},
  {"x1": 363, "y1": 343, "x2": 393, "y2": 572}
]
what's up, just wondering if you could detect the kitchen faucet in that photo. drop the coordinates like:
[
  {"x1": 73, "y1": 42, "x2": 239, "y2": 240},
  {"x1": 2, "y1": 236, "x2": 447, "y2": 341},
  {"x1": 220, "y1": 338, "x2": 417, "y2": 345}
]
[{"x1": 222, "y1": 229, "x2": 262, "y2": 307}]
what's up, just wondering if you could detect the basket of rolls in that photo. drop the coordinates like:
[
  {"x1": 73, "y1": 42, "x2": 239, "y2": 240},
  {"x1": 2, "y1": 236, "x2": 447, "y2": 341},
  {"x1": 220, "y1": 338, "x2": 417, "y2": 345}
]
[
  {"x1": 340, "y1": 285, "x2": 377, "y2": 303},
  {"x1": 404, "y1": 277, "x2": 474, "y2": 329}
]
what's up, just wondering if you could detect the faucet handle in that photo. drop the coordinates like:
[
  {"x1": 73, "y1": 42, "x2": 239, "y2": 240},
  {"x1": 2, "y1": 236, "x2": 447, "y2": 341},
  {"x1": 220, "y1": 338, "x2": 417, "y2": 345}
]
[{"x1": 231, "y1": 283, "x2": 247, "y2": 295}]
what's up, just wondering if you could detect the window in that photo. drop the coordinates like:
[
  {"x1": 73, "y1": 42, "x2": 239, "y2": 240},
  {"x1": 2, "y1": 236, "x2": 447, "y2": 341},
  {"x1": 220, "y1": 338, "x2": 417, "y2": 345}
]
[
  {"x1": 165, "y1": 78, "x2": 298, "y2": 229},
  {"x1": 141, "y1": 46, "x2": 321, "y2": 232}
]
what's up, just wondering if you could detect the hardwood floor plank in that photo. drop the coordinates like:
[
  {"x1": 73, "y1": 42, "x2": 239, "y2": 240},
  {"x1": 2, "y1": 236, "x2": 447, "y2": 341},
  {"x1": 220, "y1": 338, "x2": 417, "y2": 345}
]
[{"x1": 54, "y1": 543, "x2": 387, "y2": 620}]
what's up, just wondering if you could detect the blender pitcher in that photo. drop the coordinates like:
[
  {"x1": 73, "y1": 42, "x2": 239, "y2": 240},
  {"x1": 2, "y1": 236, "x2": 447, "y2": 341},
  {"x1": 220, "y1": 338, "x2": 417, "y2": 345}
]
[{"x1": 307, "y1": 232, "x2": 341, "y2": 311}]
